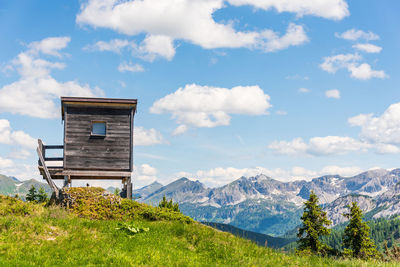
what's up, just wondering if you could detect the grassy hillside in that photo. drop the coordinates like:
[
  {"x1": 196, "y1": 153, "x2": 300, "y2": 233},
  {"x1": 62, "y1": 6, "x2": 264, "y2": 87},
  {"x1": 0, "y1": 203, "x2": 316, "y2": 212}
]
[
  {"x1": 0, "y1": 188, "x2": 397, "y2": 266},
  {"x1": 202, "y1": 222, "x2": 296, "y2": 248}
]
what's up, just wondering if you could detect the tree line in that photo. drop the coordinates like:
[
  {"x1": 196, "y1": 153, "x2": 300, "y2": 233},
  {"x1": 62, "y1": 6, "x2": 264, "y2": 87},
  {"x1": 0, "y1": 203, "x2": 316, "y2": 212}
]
[
  {"x1": 26, "y1": 185, "x2": 48, "y2": 203},
  {"x1": 297, "y1": 191, "x2": 380, "y2": 260}
]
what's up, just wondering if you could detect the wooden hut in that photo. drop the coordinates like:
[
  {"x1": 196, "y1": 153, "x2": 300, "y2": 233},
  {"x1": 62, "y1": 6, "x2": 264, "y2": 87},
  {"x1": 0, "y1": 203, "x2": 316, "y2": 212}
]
[{"x1": 37, "y1": 97, "x2": 137, "y2": 199}]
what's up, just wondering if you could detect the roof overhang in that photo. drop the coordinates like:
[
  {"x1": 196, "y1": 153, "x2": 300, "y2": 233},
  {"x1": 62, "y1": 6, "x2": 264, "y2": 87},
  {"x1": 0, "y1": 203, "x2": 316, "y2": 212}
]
[{"x1": 61, "y1": 97, "x2": 137, "y2": 120}]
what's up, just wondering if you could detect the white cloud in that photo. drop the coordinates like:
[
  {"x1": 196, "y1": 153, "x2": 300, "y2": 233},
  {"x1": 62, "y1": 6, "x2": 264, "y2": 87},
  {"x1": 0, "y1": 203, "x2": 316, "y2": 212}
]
[
  {"x1": 135, "y1": 126, "x2": 165, "y2": 146},
  {"x1": 269, "y1": 102, "x2": 400, "y2": 157},
  {"x1": 320, "y1": 53, "x2": 386, "y2": 80},
  {"x1": 348, "y1": 63, "x2": 387, "y2": 80},
  {"x1": 268, "y1": 137, "x2": 307, "y2": 155},
  {"x1": 268, "y1": 136, "x2": 370, "y2": 156},
  {"x1": 118, "y1": 62, "x2": 144, "y2": 72},
  {"x1": 0, "y1": 37, "x2": 103, "y2": 119},
  {"x1": 335, "y1": 29, "x2": 379, "y2": 41},
  {"x1": 349, "y1": 102, "x2": 400, "y2": 146},
  {"x1": 257, "y1": 23, "x2": 308, "y2": 52},
  {"x1": 84, "y1": 39, "x2": 132, "y2": 53},
  {"x1": 85, "y1": 36, "x2": 175, "y2": 61},
  {"x1": 133, "y1": 163, "x2": 159, "y2": 187},
  {"x1": 325, "y1": 89, "x2": 340, "y2": 99},
  {"x1": 320, "y1": 53, "x2": 362, "y2": 73},
  {"x1": 352, "y1": 43, "x2": 382, "y2": 53},
  {"x1": 150, "y1": 84, "x2": 271, "y2": 134},
  {"x1": 135, "y1": 35, "x2": 175, "y2": 61},
  {"x1": 76, "y1": 0, "x2": 308, "y2": 56},
  {"x1": 28, "y1": 36, "x2": 71, "y2": 57},
  {"x1": 172, "y1": 125, "x2": 188, "y2": 136},
  {"x1": 320, "y1": 165, "x2": 362, "y2": 177},
  {"x1": 0, "y1": 119, "x2": 36, "y2": 149},
  {"x1": 138, "y1": 163, "x2": 157, "y2": 176},
  {"x1": 0, "y1": 156, "x2": 13, "y2": 169},
  {"x1": 227, "y1": 0, "x2": 349, "y2": 20},
  {"x1": 0, "y1": 162, "x2": 39, "y2": 181},
  {"x1": 298, "y1": 87, "x2": 310, "y2": 93}
]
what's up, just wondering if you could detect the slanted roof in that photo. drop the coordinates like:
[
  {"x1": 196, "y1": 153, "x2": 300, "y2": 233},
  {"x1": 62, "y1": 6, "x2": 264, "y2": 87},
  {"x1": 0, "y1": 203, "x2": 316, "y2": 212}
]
[{"x1": 61, "y1": 97, "x2": 137, "y2": 120}]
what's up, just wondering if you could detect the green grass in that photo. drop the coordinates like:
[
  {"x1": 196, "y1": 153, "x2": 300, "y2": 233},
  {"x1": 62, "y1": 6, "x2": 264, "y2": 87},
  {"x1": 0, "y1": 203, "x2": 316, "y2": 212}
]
[{"x1": 0, "y1": 191, "x2": 398, "y2": 266}]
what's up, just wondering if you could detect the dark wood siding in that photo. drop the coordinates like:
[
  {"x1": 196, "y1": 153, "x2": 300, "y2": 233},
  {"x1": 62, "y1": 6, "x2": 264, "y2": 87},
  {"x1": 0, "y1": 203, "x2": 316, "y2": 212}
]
[{"x1": 64, "y1": 106, "x2": 132, "y2": 171}]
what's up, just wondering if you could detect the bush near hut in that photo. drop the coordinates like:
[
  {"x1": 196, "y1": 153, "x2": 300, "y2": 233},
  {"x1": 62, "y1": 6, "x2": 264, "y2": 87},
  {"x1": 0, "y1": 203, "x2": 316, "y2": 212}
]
[{"x1": 56, "y1": 187, "x2": 192, "y2": 223}]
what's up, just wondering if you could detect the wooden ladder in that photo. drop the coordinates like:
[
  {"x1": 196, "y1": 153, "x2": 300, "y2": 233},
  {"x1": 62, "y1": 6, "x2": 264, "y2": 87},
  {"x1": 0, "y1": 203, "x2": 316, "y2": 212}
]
[{"x1": 37, "y1": 139, "x2": 59, "y2": 198}]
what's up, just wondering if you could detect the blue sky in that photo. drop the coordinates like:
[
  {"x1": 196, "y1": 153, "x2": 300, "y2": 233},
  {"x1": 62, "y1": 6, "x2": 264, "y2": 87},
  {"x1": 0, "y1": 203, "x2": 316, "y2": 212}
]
[{"x1": 0, "y1": 0, "x2": 400, "y2": 189}]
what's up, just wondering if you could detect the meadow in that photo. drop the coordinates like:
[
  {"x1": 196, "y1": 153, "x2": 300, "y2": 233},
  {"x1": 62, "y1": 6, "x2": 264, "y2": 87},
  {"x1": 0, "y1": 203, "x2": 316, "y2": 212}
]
[{"x1": 0, "y1": 189, "x2": 397, "y2": 266}]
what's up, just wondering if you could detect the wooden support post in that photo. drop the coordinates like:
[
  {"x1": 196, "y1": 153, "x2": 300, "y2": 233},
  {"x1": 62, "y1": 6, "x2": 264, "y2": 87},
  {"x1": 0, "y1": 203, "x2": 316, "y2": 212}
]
[
  {"x1": 64, "y1": 176, "x2": 69, "y2": 188},
  {"x1": 37, "y1": 139, "x2": 59, "y2": 198},
  {"x1": 127, "y1": 177, "x2": 132, "y2": 200},
  {"x1": 123, "y1": 180, "x2": 128, "y2": 198},
  {"x1": 63, "y1": 175, "x2": 71, "y2": 188}
]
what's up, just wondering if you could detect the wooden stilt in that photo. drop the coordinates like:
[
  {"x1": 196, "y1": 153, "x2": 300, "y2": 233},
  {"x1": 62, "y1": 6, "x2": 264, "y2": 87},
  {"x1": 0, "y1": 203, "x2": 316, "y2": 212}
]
[
  {"x1": 37, "y1": 139, "x2": 59, "y2": 198},
  {"x1": 127, "y1": 177, "x2": 132, "y2": 200}
]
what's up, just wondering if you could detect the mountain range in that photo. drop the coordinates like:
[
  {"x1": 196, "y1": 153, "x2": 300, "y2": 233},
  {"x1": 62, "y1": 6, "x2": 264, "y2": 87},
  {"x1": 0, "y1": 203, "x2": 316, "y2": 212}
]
[
  {"x1": 136, "y1": 168, "x2": 400, "y2": 236},
  {"x1": 3, "y1": 168, "x2": 400, "y2": 237},
  {"x1": 0, "y1": 174, "x2": 52, "y2": 200}
]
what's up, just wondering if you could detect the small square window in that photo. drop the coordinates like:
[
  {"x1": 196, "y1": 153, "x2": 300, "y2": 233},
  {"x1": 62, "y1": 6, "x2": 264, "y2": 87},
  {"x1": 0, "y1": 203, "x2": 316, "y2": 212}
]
[{"x1": 91, "y1": 121, "x2": 106, "y2": 137}]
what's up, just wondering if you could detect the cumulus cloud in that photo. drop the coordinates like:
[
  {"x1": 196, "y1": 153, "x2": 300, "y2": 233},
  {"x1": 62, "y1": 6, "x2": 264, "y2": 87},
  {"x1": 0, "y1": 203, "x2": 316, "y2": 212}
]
[
  {"x1": 135, "y1": 35, "x2": 175, "y2": 61},
  {"x1": 268, "y1": 136, "x2": 370, "y2": 156},
  {"x1": 227, "y1": 0, "x2": 349, "y2": 20},
  {"x1": 134, "y1": 126, "x2": 165, "y2": 146},
  {"x1": 150, "y1": 84, "x2": 271, "y2": 134},
  {"x1": 349, "y1": 102, "x2": 400, "y2": 147},
  {"x1": 325, "y1": 89, "x2": 340, "y2": 99},
  {"x1": 320, "y1": 53, "x2": 386, "y2": 80},
  {"x1": 352, "y1": 43, "x2": 382, "y2": 53},
  {"x1": 269, "y1": 102, "x2": 400, "y2": 157},
  {"x1": 118, "y1": 62, "x2": 144, "y2": 72},
  {"x1": 85, "y1": 36, "x2": 175, "y2": 61},
  {"x1": 348, "y1": 63, "x2": 387, "y2": 80},
  {"x1": 320, "y1": 53, "x2": 362, "y2": 73},
  {"x1": 133, "y1": 163, "x2": 159, "y2": 187},
  {"x1": 335, "y1": 29, "x2": 379, "y2": 41},
  {"x1": 138, "y1": 163, "x2": 158, "y2": 176},
  {"x1": 77, "y1": 0, "x2": 308, "y2": 57},
  {"x1": 0, "y1": 119, "x2": 36, "y2": 149},
  {"x1": 28, "y1": 36, "x2": 71, "y2": 57},
  {"x1": 0, "y1": 37, "x2": 103, "y2": 119}
]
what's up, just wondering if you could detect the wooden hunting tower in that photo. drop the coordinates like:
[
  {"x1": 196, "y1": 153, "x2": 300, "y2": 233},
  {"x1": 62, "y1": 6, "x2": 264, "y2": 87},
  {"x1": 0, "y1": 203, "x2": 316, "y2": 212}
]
[{"x1": 37, "y1": 97, "x2": 137, "y2": 199}]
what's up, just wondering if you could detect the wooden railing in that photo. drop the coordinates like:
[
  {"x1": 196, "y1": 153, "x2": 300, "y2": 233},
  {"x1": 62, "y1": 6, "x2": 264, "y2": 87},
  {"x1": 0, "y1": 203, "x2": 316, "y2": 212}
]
[{"x1": 37, "y1": 139, "x2": 64, "y2": 167}]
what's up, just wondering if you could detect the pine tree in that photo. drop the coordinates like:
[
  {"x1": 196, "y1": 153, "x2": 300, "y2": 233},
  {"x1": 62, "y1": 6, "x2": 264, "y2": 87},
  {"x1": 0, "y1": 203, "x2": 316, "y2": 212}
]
[
  {"x1": 158, "y1": 195, "x2": 180, "y2": 212},
  {"x1": 342, "y1": 202, "x2": 381, "y2": 260},
  {"x1": 37, "y1": 187, "x2": 48, "y2": 203},
  {"x1": 297, "y1": 191, "x2": 332, "y2": 255},
  {"x1": 26, "y1": 185, "x2": 37, "y2": 202}
]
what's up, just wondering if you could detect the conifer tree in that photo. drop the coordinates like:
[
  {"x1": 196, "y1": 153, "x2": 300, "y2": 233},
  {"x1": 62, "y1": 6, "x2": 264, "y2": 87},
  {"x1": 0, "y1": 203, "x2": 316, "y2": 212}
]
[
  {"x1": 297, "y1": 191, "x2": 332, "y2": 255},
  {"x1": 37, "y1": 187, "x2": 48, "y2": 203},
  {"x1": 26, "y1": 185, "x2": 37, "y2": 202},
  {"x1": 159, "y1": 195, "x2": 180, "y2": 212},
  {"x1": 342, "y1": 202, "x2": 380, "y2": 259}
]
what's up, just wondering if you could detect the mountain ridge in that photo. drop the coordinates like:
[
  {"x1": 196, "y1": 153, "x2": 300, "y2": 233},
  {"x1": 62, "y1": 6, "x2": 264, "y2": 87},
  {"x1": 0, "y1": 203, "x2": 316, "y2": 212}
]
[{"x1": 137, "y1": 168, "x2": 400, "y2": 235}]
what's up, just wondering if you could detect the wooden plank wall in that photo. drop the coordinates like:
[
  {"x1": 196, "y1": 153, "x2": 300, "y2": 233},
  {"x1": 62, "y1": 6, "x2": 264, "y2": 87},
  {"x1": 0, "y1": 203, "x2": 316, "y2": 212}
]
[{"x1": 64, "y1": 106, "x2": 133, "y2": 171}]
